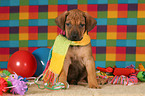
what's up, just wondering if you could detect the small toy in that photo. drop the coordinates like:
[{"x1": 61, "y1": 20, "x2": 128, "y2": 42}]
[
  {"x1": 137, "y1": 71, "x2": 145, "y2": 82},
  {"x1": 0, "y1": 78, "x2": 8, "y2": 95},
  {"x1": 97, "y1": 67, "x2": 113, "y2": 73},
  {"x1": 138, "y1": 63, "x2": 145, "y2": 71},
  {"x1": 126, "y1": 64, "x2": 135, "y2": 69},
  {"x1": 113, "y1": 68, "x2": 135, "y2": 76}
]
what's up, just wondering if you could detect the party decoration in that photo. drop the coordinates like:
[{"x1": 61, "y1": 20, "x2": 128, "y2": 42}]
[
  {"x1": 7, "y1": 50, "x2": 37, "y2": 77},
  {"x1": 137, "y1": 71, "x2": 145, "y2": 82},
  {"x1": 0, "y1": 78, "x2": 8, "y2": 95},
  {"x1": 32, "y1": 48, "x2": 50, "y2": 76}
]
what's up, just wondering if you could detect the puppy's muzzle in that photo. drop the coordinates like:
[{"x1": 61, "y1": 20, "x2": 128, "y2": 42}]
[{"x1": 70, "y1": 32, "x2": 81, "y2": 41}]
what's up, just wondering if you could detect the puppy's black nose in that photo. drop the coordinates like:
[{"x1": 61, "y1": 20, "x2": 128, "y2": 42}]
[{"x1": 71, "y1": 32, "x2": 79, "y2": 41}]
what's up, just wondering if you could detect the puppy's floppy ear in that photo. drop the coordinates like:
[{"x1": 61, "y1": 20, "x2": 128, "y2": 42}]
[
  {"x1": 55, "y1": 11, "x2": 69, "y2": 31},
  {"x1": 84, "y1": 12, "x2": 97, "y2": 32}
]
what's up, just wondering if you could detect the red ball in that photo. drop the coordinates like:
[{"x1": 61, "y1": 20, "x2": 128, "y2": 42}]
[{"x1": 8, "y1": 51, "x2": 37, "y2": 77}]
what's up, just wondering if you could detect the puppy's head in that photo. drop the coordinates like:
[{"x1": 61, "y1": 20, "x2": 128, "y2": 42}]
[{"x1": 55, "y1": 9, "x2": 97, "y2": 41}]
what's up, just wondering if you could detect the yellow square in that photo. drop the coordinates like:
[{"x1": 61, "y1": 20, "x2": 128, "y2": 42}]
[
  {"x1": 48, "y1": 33, "x2": 58, "y2": 40},
  {"x1": 108, "y1": 11, "x2": 118, "y2": 18},
  {"x1": 19, "y1": 13, "x2": 29, "y2": 19},
  {"x1": 137, "y1": 32, "x2": 145, "y2": 40},
  {"x1": 19, "y1": 33, "x2": 28, "y2": 40},
  {"x1": 107, "y1": 32, "x2": 117, "y2": 39},
  {"x1": 138, "y1": 11, "x2": 145, "y2": 18},
  {"x1": 48, "y1": 12, "x2": 58, "y2": 19},
  {"x1": 106, "y1": 54, "x2": 116, "y2": 61},
  {"x1": 136, "y1": 54, "x2": 145, "y2": 61}
]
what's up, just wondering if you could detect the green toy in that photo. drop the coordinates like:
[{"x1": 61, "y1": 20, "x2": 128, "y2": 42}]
[{"x1": 137, "y1": 71, "x2": 145, "y2": 82}]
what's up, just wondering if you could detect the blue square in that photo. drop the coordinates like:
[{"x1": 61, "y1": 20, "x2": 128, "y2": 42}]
[
  {"x1": 0, "y1": 0, "x2": 10, "y2": 6},
  {"x1": 115, "y1": 61, "x2": 126, "y2": 68},
  {"x1": 95, "y1": 61, "x2": 106, "y2": 68},
  {"x1": 67, "y1": 0, "x2": 78, "y2": 4},
  {"x1": 9, "y1": 20, "x2": 19, "y2": 27},
  {"x1": 91, "y1": 40, "x2": 106, "y2": 47},
  {"x1": 116, "y1": 40, "x2": 126, "y2": 46},
  {"x1": 58, "y1": 0, "x2": 67, "y2": 4},
  {"x1": 28, "y1": 40, "x2": 38, "y2": 47},
  {"x1": 126, "y1": 40, "x2": 136, "y2": 47},
  {"x1": 0, "y1": 20, "x2": 9, "y2": 27},
  {"x1": 0, "y1": 41, "x2": 9, "y2": 47},
  {"x1": 9, "y1": 41, "x2": 19, "y2": 47},
  {"x1": 29, "y1": 0, "x2": 39, "y2": 5},
  {"x1": 125, "y1": 61, "x2": 136, "y2": 68},
  {"x1": 96, "y1": 18, "x2": 107, "y2": 25},
  {"x1": 127, "y1": 18, "x2": 137, "y2": 25},
  {"x1": 117, "y1": 18, "x2": 127, "y2": 25},
  {"x1": 10, "y1": 0, "x2": 19, "y2": 6},
  {"x1": 98, "y1": 0, "x2": 108, "y2": 4},
  {"x1": 29, "y1": 20, "x2": 38, "y2": 26},
  {"x1": 38, "y1": 0, "x2": 48, "y2": 5},
  {"x1": 38, "y1": 40, "x2": 47, "y2": 47},
  {"x1": 38, "y1": 19, "x2": 48, "y2": 26},
  {"x1": 128, "y1": 0, "x2": 138, "y2": 3},
  {"x1": 0, "y1": 62, "x2": 8, "y2": 69},
  {"x1": 118, "y1": 0, "x2": 128, "y2": 4},
  {"x1": 88, "y1": 0, "x2": 98, "y2": 4}
]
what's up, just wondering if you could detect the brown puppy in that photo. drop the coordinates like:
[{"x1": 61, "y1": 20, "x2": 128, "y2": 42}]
[{"x1": 55, "y1": 9, "x2": 100, "y2": 88}]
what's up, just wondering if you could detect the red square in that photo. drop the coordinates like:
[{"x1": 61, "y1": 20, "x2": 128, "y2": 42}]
[
  {"x1": 0, "y1": 48, "x2": 9, "y2": 54},
  {"x1": 117, "y1": 25, "x2": 127, "y2": 32},
  {"x1": 0, "y1": 27, "x2": 9, "y2": 34},
  {"x1": 88, "y1": 4, "x2": 98, "y2": 11},
  {"x1": 90, "y1": 26, "x2": 97, "y2": 32},
  {"x1": 92, "y1": 47, "x2": 96, "y2": 54},
  {"x1": 28, "y1": 47, "x2": 38, "y2": 53},
  {"x1": 118, "y1": 4, "x2": 128, "y2": 11},
  {"x1": 116, "y1": 47, "x2": 126, "y2": 54},
  {"x1": 29, "y1": 26, "x2": 38, "y2": 33},
  {"x1": 29, "y1": 6, "x2": 38, "y2": 12},
  {"x1": 58, "y1": 5, "x2": 68, "y2": 11},
  {"x1": 0, "y1": 7, "x2": 9, "y2": 13}
]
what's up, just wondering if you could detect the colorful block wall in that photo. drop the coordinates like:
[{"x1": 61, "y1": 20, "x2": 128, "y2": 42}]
[{"x1": 0, "y1": 0, "x2": 145, "y2": 69}]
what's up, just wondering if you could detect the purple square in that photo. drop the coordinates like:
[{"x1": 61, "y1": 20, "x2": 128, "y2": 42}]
[
  {"x1": 128, "y1": 4, "x2": 138, "y2": 11},
  {"x1": 38, "y1": 26, "x2": 48, "y2": 33},
  {"x1": 126, "y1": 47, "x2": 136, "y2": 54},
  {"x1": 39, "y1": 5, "x2": 48, "y2": 12},
  {"x1": 9, "y1": 27, "x2": 19, "y2": 33},
  {"x1": 10, "y1": 6, "x2": 19, "y2": 13},
  {"x1": 97, "y1": 25, "x2": 107, "y2": 32},
  {"x1": 98, "y1": 4, "x2": 108, "y2": 11},
  {"x1": 10, "y1": 47, "x2": 19, "y2": 54},
  {"x1": 127, "y1": 25, "x2": 137, "y2": 32},
  {"x1": 68, "y1": 5, "x2": 77, "y2": 11},
  {"x1": 96, "y1": 47, "x2": 106, "y2": 54}
]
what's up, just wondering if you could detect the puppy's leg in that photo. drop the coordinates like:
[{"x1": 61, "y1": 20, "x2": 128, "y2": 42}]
[{"x1": 85, "y1": 56, "x2": 101, "y2": 88}]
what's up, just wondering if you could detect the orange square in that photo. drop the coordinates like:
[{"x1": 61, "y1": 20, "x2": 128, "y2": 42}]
[
  {"x1": 78, "y1": 5, "x2": 87, "y2": 12},
  {"x1": 19, "y1": 27, "x2": 28, "y2": 33},
  {"x1": 48, "y1": 26, "x2": 57, "y2": 32},
  {"x1": 0, "y1": 13, "x2": 9, "y2": 20},
  {"x1": 137, "y1": 25, "x2": 145, "y2": 32},
  {"x1": 20, "y1": 6, "x2": 29, "y2": 12},
  {"x1": 116, "y1": 54, "x2": 126, "y2": 61},
  {"x1": 29, "y1": 33, "x2": 38, "y2": 40},
  {"x1": 107, "y1": 25, "x2": 117, "y2": 32},
  {"x1": 88, "y1": 32, "x2": 96, "y2": 39},
  {"x1": 48, "y1": 5, "x2": 58, "y2": 12},
  {"x1": 29, "y1": 12, "x2": 38, "y2": 19},
  {"x1": 19, "y1": 47, "x2": 28, "y2": 51},
  {"x1": 136, "y1": 47, "x2": 145, "y2": 54},
  {"x1": 138, "y1": 4, "x2": 145, "y2": 11},
  {"x1": 58, "y1": 12, "x2": 64, "y2": 16},
  {"x1": 87, "y1": 11, "x2": 97, "y2": 18},
  {"x1": 0, "y1": 34, "x2": 9, "y2": 40},
  {"x1": 118, "y1": 11, "x2": 127, "y2": 18},
  {"x1": 106, "y1": 47, "x2": 116, "y2": 53},
  {"x1": 0, "y1": 55, "x2": 9, "y2": 61},
  {"x1": 117, "y1": 32, "x2": 126, "y2": 39},
  {"x1": 108, "y1": 4, "x2": 118, "y2": 11}
]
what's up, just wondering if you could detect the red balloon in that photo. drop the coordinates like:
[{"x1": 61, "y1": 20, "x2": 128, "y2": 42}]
[{"x1": 8, "y1": 51, "x2": 37, "y2": 77}]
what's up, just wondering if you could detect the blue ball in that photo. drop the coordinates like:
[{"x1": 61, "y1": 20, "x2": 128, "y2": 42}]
[{"x1": 32, "y1": 48, "x2": 50, "y2": 76}]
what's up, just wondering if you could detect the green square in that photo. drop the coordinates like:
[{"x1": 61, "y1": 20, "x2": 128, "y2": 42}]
[
  {"x1": 20, "y1": 0, "x2": 29, "y2": 5},
  {"x1": 97, "y1": 11, "x2": 107, "y2": 18},
  {"x1": 48, "y1": 19, "x2": 56, "y2": 26},
  {"x1": 19, "y1": 20, "x2": 28, "y2": 26},
  {"x1": 48, "y1": 40, "x2": 55, "y2": 47},
  {"x1": 107, "y1": 18, "x2": 117, "y2": 25},
  {"x1": 38, "y1": 33, "x2": 47, "y2": 40},
  {"x1": 10, "y1": 34, "x2": 19, "y2": 40},
  {"x1": 108, "y1": 0, "x2": 118, "y2": 4},
  {"x1": 126, "y1": 54, "x2": 135, "y2": 61},
  {"x1": 96, "y1": 54, "x2": 106, "y2": 61},
  {"x1": 136, "y1": 62, "x2": 145, "y2": 69},
  {"x1": 97, "y1": 33, "x2": 106, "y2": 39},
  {"x1": 106, "y1": 61, "x2": 116, "y2": 68},
  {"x1": 38, "y1": 12, "x2": 48, "y2": 19},
  {"x1": 19, "y1": 40, "x2": 28, "y2": 47},
  {"x1": 137, "y1": 18, "x2": 145, "y2": 25},
  {"x1": 136, "y1": 40, "x2": 145, "y2": 47},
  {"x1": 48, "y1": 0, "x2": 58, "y2": 5},
  {"x1": 128, "y1": 11, "x2": 137, "y2": 18},
  {"x1": 10, "y1": 13, "x2": 19, "y2": 20},
  {"x1": 78, "y1": 0, "x2": 87, "y2": 4},
  {"x1": 127, "y1": 33, "x2": 136, "y2": 39},
  {"x1": 138, "y1": 0, "x2": 145, "y2": 3},
  {"x1": 106, "y1": 40, "x2": 116, "y2": 46}
]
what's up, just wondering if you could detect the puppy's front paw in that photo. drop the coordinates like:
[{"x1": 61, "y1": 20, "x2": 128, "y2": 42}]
[{"x1": 89, "y1": 83, "x2": 101, "y2": 89}]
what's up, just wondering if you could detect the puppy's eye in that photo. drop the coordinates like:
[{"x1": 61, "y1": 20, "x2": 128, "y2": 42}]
[
  {"x1": 80, "y1": 24, "x2": 85, "y2": 27},
  {"x1": 66, "y1": 23, "x2": 71, "y2": 26}
]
